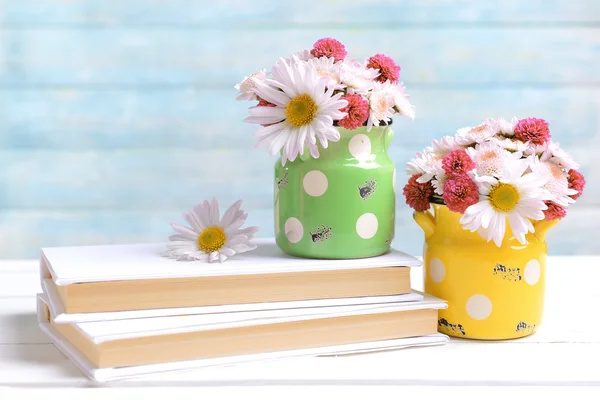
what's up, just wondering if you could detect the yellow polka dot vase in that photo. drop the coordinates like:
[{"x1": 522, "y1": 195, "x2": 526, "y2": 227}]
[
  {"x1": 275, "y1": 124, "x2": 396, "y2": 259},
  {"x1": 414, "y1": 203, "x2": 559, "y2": 340}
]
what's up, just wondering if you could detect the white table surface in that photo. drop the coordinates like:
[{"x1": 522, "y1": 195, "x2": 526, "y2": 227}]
[{"x1": 1, "y1": 256, "x2": 600, "y2": 396}]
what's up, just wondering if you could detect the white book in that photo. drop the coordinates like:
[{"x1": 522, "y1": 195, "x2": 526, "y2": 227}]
[
  {"x1": 37, "y1": 293, "x2": 448, "y2": 382},
  {"x1": 40, "y1": 238, "x2": 422, "y2": 285},
  {"x1": 40, "y1": 238, "x2": 422, "y2": 314},
  {"x1": 42, "y1": 277, "x2": 425, "y2": 323}
]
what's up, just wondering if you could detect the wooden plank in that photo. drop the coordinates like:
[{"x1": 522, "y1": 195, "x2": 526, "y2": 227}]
[
  {"x1": 1, "y1": 28, "x2": 599, "y2": 86},
  {"x1": 1, "y1": 0, "x2": 599, "y2": 26},
  {"x1": 2, "y1": 88, "x2": 596, "y2": 150}
]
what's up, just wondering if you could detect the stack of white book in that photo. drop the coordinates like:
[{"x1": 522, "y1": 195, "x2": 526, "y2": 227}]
[{"x1": 37, "y1": 238, "x2": 448, "y2": 382}]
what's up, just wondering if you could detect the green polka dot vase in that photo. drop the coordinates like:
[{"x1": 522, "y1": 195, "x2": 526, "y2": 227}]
[{"x1": 274, "y1": 124, "x2": 396, "y2": 259}]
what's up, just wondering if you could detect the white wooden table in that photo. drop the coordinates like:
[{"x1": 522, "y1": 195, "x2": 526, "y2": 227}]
[{"x1": 1, "y1": 257, "x2": 600, "y2": 397}]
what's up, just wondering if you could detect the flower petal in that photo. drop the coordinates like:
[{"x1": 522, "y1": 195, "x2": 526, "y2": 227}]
[{"x1": 169, "y1": 223, "x2": 198, "y2": 241}]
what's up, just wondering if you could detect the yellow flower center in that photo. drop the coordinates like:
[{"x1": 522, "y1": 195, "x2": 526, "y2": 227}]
[
  {"x1": 489, "y1": 182, "x2": 520, "y2": 212},
  {"x1": 286, "y1": 94, "x2": 317, "y2": 127},
  {"x1": 197, "y1": 226, "x2": 226, "y2": 253}
]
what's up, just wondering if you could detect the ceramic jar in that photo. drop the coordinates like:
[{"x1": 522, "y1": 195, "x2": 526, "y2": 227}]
[
  {"x1": 413, "y1": 203, "x2": 559, "y2": 339},
  {"x1": 274, "y1": 124, "x2": 396, "y2": 259}
]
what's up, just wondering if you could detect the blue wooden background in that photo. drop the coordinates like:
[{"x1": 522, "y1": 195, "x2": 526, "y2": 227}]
[{"x1": 0, "y1": 0, "x2": 598, "y2": 259}]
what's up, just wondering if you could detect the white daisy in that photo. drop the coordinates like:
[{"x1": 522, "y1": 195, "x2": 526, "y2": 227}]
[
  {"x1": 460, "y1": 159, "x2": 550, "y2": 247},
  {"x1": 244, "y1": 57, "x2": 348, "y2": 164},
  {"x1": 292, "y1": 49, "x2": 314, "y2": 61},
  {"x1": 489, "y1": 136, "x2": 529, "y2": 155},
  {"x1": 430, "y1": 135, "x2": 463, "y2": 156},
  {"x1": 308, "y1": 56, "x2": 344, "y2": 90},
  {"x1": 164, "y1": 198, "x2": 259, "y2": 263},
  {"x1": 466, "y1": 140, "x2": 519, "y2": 178},
  {"x1": 417, "y1": 154, "x2": 444, "y2": 184},
  {"x1": 485, "y1": 116, "x2": 518, "y2": 137},
  {"x1": 234, "y1": 69, "x2": 268, "y2": 101},
  {"x1": 533, "y1": 142, "x2": 579, "y2": 170},
  {"x1": 340, "y1": 59, "x2": 378, "y2": 95},
  {"x1": 455, "y1": 123, "x2": 495, "y2": 146},
  {"x1": 367, "y1": 82, "x2": 395, "y2": 131},
  {"x1": 431, "y1": 169, "x2": 447, "y2": 196},
  {"x1": 406, "y1": 150, "x2": 432, "y2": 176},
  {"x1": 375, "y1": 80, "x2": 416, "y2": 121},
  {"x1": 529, "y1": 157, "x2": 578, "y2": 206}
]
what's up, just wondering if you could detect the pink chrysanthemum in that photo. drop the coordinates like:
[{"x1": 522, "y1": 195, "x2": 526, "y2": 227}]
[
  {"x1": 568, "y1": 169, "x2": 586, "y2": 200},
  {"x1": 403, "y1": 174, "x2": 434, "y2": 212},
  {"x1": 310, "y1": 38, "x2": 347, "y2": 62},
  {"x1": 442, "y1": 149, "x2": 476, "y2": 177},
  {"x1": 257, "y1": 98, "x2": 276, "y2": 107},
  {"x1": 366, "y1": 54, "x2": 400, "y2": 83},
  {"x1": 442, "y1": 175, "x2": 480, "y2": 214},
  {"x1": 514, "y1": 117, "x2": 550, "y2": 145},
  {"x1": 337, "y1": 94, "x2": 369, "y2": 129},
  {"x1": 543, "y1": 200, "x2": 567, "y2": 221}
]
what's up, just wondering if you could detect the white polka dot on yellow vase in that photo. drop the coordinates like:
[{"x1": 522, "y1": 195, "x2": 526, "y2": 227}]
[
  {"x1": 303, "y1": 170, "x2": 328, "y2": 197},
  {"x1": 356, "y1": 213, "x2": 378, "y2": 239},
  {"x1": 348, "y1": 134, "x2": 371, "y2": 159},
  {"x1": 524, "y1": 259, "x2": 541, "y2": 285},
  {"x1": 284, "y1": 217, "x2": 303, "y2": 244},
  {"x1": 428, "y1": 258, "x2": 446, "y2": 283},
  {"x1": 466, "y1": 294, "x2": 492, "y2": 320}
]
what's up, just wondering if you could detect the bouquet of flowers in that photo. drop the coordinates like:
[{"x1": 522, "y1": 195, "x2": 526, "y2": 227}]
[
  {"x1": 403, "y1": 117, "x2": 586, "y2": 247},
  {"x1": 235, "y1": 37, "x2": 416, "y2": 165}
]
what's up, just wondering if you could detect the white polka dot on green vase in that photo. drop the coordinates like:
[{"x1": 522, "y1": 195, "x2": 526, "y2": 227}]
[
  {"x1": 284, "y1": 217, "x2": 303, "y2": 244},
  {"x1": 274, "y1": 125, "x2": 396, "y2": 259},
  {"x1": 303, "y1": 170, "x2": 328, "y2": 197}
]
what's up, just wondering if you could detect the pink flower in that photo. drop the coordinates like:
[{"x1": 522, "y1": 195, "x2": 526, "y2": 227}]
[
  {"x1": 514, "y1": 117, "x2": 550, "y2": 145},
  {"x1": 337, "y1": 94, "x2": 369, "y2": 129},
  {"x1": 442, "y1": 175, "x2": 480, "y2": 214},
  {"x1": 403, "y1": 174, "x2": 434, "y2": 212},
  {"x1": 543, "y1": 200, "x2": 567, "y2": 220},
  {"x1": 366, "y1": 54, "x2": 400, "y2": 83},
  {"x1": 442, "y1": 149, "x2": 476, "y2": 176},
  {"x1": 310, "y1": 38, "x2": 347, "y2": 62},
  {"x1": 568, "y1": 169, "x2": 586, "y2": 200},
  {"x1": 258, "y1": 98, "x2": 276, "y2": 107}
]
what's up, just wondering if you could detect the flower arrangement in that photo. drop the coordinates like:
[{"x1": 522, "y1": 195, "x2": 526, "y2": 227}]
[
  {"x1": 235, "y1": 37, "x2": 416, "y2": 165},
  {"x1": 403, "y1": 117, "x2": 586, "y2": 247},
  {"x1": 164, "y1": 198, "x2": 259, "y2": 263}
]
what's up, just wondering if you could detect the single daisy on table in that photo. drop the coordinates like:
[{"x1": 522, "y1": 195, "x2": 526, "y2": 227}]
[
  {"x1": 244, "y1": 57, "x2": 348, "y2": 164},
  {"x1": 164, "y1": 198, "x2": 259, "y2": 263},
  {"x1": 460, "y1": 159, "x2": 550, "y2": 247}
]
